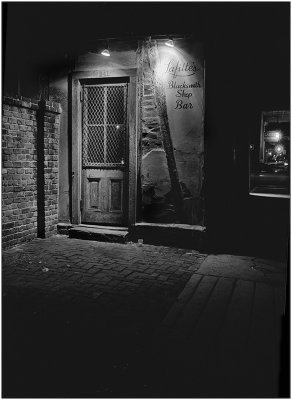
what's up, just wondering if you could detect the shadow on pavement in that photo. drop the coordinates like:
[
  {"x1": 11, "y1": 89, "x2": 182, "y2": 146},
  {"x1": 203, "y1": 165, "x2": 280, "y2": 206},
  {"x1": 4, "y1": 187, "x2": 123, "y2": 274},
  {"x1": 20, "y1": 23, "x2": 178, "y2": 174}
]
[{"x1": 3, "y1": 285, "x2": 288, "y2": 398}]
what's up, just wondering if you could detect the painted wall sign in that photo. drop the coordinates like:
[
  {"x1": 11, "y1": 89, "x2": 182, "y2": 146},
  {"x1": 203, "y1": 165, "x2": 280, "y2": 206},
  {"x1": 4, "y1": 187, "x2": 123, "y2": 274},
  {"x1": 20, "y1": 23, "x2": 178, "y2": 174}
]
[
  {"x1": 155, "y1": 41, "x2": 204, "y2": 208},
  {"x1": 157, "y1": 44, "x2": 203, "y2": 116},
  {"x1": 165, "y1": 60, "x2": 201, "y2": 78}
]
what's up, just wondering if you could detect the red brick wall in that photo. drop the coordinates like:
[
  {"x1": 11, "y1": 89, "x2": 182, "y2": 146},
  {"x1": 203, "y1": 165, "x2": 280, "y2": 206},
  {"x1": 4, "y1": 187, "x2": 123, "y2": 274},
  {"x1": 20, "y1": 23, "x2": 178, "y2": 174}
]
[{"x1": 2, "y1": 97, "x2": 61, "y2": 248}]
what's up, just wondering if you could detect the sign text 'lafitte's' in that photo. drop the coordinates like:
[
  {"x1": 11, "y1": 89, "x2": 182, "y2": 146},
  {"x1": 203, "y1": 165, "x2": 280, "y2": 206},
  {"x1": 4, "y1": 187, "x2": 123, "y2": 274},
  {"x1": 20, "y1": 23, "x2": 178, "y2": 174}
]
[{"x1": 165, "y1": 59, "x2": 200, "y2": 78}]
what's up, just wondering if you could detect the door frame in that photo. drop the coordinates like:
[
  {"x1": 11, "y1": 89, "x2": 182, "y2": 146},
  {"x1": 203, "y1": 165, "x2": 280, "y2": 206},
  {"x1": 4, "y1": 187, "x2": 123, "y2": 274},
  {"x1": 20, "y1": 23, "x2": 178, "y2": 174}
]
[{"x1": 71, "y1": 68, "x2": 137, "y2": 227}]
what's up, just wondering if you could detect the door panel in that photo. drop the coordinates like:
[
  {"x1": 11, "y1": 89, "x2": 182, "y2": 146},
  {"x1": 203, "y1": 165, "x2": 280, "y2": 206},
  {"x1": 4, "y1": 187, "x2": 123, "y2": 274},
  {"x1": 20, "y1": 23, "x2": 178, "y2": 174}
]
[
  {"x1": 89, "y1": 179, "x2": 100, "y2": 209},
  {"x1": 110, "y1": 179, "x2": 123, "y2": 211},
  {"x1": 81, "y1": 82, "x2": 128, "y2": 225},
  {"x1": 82, "y1": 169, "x2": 124, "y2": 224}
]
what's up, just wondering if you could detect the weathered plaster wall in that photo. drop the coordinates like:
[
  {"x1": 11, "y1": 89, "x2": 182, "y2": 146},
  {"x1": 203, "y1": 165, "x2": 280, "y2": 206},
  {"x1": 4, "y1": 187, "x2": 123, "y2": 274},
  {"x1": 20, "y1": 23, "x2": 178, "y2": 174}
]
[
  {"x1": 75, "y1": 44, "x2": 137, "y2": 71},
  {"x1": 159, "y1": 41, "x2": 204, "y2": 203},
  {"x1": 137, "y1": 42, "x2": 171, "y2": 222},
  {"x1": 51, "y1": 38, "x2": 204, "y2": 226},
  {"x1": 139, "y1": 39, "x2": 204, "y2": 224}
]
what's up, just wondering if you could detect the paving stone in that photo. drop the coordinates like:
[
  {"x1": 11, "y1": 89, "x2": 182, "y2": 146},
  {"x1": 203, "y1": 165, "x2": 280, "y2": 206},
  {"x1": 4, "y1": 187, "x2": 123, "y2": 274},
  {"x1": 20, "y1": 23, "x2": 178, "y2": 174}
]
[
  {"x1": 197, "y1": 254, "x2": 286, "y2": 285},
  {"x1": 2, "y1": 235, "x2": 288, "y2": 398}
]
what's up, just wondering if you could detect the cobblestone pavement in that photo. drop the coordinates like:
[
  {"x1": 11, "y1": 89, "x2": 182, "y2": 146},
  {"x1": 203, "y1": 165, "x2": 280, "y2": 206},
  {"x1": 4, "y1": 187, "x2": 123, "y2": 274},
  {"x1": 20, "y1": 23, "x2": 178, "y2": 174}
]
[
  {"x1": 2, "y1": 235, "x2": 206, "y2": 397},
  {"x1": 2, "y1": 235, "x2": 288, "y2": 397}
]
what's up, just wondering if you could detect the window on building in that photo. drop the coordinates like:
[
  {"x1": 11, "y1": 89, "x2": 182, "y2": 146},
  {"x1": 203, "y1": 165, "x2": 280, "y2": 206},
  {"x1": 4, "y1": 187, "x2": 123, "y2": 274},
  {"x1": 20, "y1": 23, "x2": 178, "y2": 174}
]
[{"x1": 249, "y1": 111, "x2": 290, "y2": 198}]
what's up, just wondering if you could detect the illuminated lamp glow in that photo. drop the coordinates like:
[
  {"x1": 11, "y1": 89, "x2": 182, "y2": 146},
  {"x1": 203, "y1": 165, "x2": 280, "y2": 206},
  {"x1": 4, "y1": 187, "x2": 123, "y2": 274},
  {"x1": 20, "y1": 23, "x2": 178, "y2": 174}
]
[
  {"x1": 155, "y1": 60, "x2": 167, "y2": 82},
  {"x1": 274, "y1": 131, "x2": 282, "y2": 141},
  {"x1": 275, "y1": 144, "x2": 284, "y2": 154},
  {"x1": 101, "y1": 48, "x2": 110, "y2": 57},
  {"x1": 165, "y1": 38, "x2": 174, "y2": 47}
]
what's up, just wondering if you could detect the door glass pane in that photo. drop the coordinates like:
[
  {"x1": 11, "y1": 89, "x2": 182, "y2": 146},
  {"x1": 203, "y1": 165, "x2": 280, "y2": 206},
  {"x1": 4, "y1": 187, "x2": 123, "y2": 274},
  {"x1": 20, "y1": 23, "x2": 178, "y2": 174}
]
[
  {"x1": 83, "y1": 83, "x2": 127, "y2": 167},
  {"x1": 106, "y1": 125, "x2": 124, "y2": 164},
  {"x1": 87, "y1": 86, "x2": 104, "y2": 125},
  {"x1": 87, "y1": 126, "x2": 104, "y2": 164},
  {"x1": 106, "y1": 85, "x2": 125, "y2": 125}
]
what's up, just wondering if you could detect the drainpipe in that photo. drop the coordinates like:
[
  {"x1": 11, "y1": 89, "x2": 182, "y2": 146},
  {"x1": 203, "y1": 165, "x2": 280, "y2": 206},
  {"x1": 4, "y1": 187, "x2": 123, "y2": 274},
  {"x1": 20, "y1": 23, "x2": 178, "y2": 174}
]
[{"x1": 36, "y1": 97, "x2": 46, "y2": 238}]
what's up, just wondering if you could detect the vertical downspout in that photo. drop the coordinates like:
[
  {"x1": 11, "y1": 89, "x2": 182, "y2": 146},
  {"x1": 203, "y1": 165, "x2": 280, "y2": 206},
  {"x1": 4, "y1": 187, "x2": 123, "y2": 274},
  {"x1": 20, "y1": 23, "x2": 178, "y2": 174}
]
[{"x1": 36, "y1": 97, "x2": 46, "y2": 238}]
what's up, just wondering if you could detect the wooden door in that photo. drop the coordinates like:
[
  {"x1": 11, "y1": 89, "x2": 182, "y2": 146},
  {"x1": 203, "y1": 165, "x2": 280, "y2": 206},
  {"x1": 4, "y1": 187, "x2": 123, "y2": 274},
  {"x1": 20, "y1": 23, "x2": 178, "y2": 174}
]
[{"x1": 81, "y1": 82, "x2": 128, "y2": 225}]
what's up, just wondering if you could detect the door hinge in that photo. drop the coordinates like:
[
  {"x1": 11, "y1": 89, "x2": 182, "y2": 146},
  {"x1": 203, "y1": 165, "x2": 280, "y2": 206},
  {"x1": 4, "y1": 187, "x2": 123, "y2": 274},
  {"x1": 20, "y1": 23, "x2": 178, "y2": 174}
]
[
  {"x1": 80, "y1": 90, "x2": 84, "y2": 102},
  {"x1": 80, "y1": 199, "x2": 83, "y2": 210}
]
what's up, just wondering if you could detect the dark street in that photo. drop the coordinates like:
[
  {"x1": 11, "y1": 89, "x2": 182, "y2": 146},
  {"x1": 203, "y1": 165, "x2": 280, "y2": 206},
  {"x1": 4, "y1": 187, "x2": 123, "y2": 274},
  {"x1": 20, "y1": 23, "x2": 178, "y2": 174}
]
[
  {"x1": 2, "y1": 3, "x2": 290, "y2": 397},
  {"x1": 2, "y1": 236, "x2": 287, "y2": 397}
]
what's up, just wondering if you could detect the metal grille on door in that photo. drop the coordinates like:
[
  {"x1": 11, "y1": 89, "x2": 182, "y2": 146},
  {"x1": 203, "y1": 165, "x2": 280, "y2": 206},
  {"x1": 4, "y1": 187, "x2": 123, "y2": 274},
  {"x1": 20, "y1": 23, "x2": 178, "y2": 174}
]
[{"x1": 82, "y1": 83, "x2": 128, "y2": 167}]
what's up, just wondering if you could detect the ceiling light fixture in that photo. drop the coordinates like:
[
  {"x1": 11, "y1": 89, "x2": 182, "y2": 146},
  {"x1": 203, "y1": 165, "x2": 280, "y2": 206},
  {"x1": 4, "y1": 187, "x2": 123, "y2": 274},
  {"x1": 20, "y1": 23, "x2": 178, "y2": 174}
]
[
  {"x1": 101, "y1": 41, "x2": 110, "y2": 56},
  {"x1": 165, "y1": 36, "x2": 174, "y2": 47}
]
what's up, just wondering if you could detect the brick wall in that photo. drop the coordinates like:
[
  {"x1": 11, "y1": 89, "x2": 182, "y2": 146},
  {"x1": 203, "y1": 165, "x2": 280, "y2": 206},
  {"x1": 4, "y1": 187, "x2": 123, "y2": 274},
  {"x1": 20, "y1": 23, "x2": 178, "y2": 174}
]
[
  {"x1": 2, "y1": 97, "x2": 61, "y2": 248},
  {"x1": 137, "y1": 42, "x2": 172, "y2": 223},
  {"x1": 138, "y1": 45, "x2": 164, "y2": 156}
]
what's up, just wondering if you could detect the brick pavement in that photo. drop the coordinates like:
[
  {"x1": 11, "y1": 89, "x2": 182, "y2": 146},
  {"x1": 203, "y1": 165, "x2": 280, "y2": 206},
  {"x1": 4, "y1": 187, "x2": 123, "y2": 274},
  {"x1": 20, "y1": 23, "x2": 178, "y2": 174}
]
[
  {"x1": 2, "y1": 235, "x2": 287, "y2": 397},
  {"x1": 2, "y1": 235, "x2": 207, "y2": 397},
  {"x1": 3, "y1": 235, "x2": 206, "y2": 313}
]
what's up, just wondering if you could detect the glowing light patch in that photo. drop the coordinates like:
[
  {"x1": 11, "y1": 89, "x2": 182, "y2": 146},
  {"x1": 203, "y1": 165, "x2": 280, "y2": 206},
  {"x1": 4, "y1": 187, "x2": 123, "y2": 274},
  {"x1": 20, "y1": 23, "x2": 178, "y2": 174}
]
[
  {"x1": 274, "y1": 131, "x2": 282, "y2": 141},
  {"x1": 165, "y1": 39, "x2": 174, "y2": 48},
  {"x1": 101, "y1": 49, "x2": 110, "y2": 57},
  {"x1": 275, "y1": 144, "x2": 284, "y2": 154},
  {"x1": 264, "y1": 130, "x2": 283, "y2": 142}
]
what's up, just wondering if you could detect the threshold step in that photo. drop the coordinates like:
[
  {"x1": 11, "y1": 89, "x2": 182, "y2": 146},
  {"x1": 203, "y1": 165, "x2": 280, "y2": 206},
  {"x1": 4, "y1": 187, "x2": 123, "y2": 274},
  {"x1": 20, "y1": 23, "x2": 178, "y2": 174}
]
[
  {"x1": 69, "y1": 226, "x2": 129, "y2": 243},
  {"x1": 78, "y1": 224, "x2": 128, "y2": 231},
  {"x1": 130, "y1": 222, "x2": 206, "y2": 251}
]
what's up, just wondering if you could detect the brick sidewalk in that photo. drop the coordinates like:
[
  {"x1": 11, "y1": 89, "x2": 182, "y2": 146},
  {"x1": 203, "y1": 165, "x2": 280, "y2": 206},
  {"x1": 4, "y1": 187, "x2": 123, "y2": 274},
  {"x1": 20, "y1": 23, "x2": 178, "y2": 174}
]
[
  {"x1": 157, "y1": 255, "x2": 287, "y2": 397},
  {"x1": 2, "y1": 235, "x2": 287, "y2": 397},
  {"x1": 2, "y1": 235, "x2": 206, "y2": 397},
  {"x1": 3, "y1": 235, "x2": 206, "y2": 314}
]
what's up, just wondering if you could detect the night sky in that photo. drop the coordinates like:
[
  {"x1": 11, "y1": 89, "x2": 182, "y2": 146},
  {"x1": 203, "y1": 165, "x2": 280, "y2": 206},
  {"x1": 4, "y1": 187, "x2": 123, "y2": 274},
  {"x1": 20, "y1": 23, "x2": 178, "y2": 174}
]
[{"x1": 3, "y1": 2, "x2": 290, "y2": 68}]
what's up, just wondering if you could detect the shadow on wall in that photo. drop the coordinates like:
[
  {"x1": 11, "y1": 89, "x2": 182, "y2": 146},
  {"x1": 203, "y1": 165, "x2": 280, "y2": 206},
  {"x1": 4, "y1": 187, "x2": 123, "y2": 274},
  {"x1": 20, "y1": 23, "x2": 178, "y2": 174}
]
[
  {"x1": 141, "y1": 149, "x2": 196, "y2": 224},
  {"x1": 36, "y1": 99, "x2": 46, "y2": 238}
]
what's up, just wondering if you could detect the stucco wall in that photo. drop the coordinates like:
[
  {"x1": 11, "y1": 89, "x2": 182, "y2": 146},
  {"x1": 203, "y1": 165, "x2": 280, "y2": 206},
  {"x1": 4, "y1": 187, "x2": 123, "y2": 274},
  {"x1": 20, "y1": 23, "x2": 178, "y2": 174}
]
[
  {"x1": 51, "y1": 38, "x2": 204, "y2": 226},
  {"x1": 139, "y1": 39, "x2": 204, "y2": 224}
]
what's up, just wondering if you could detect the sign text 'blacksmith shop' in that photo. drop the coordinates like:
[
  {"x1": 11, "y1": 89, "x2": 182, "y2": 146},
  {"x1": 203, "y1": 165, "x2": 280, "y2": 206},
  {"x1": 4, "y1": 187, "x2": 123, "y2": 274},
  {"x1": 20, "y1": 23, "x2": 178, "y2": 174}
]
[{"x1": 164, "y1": 58, "x2": 201, "y2": 110}]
